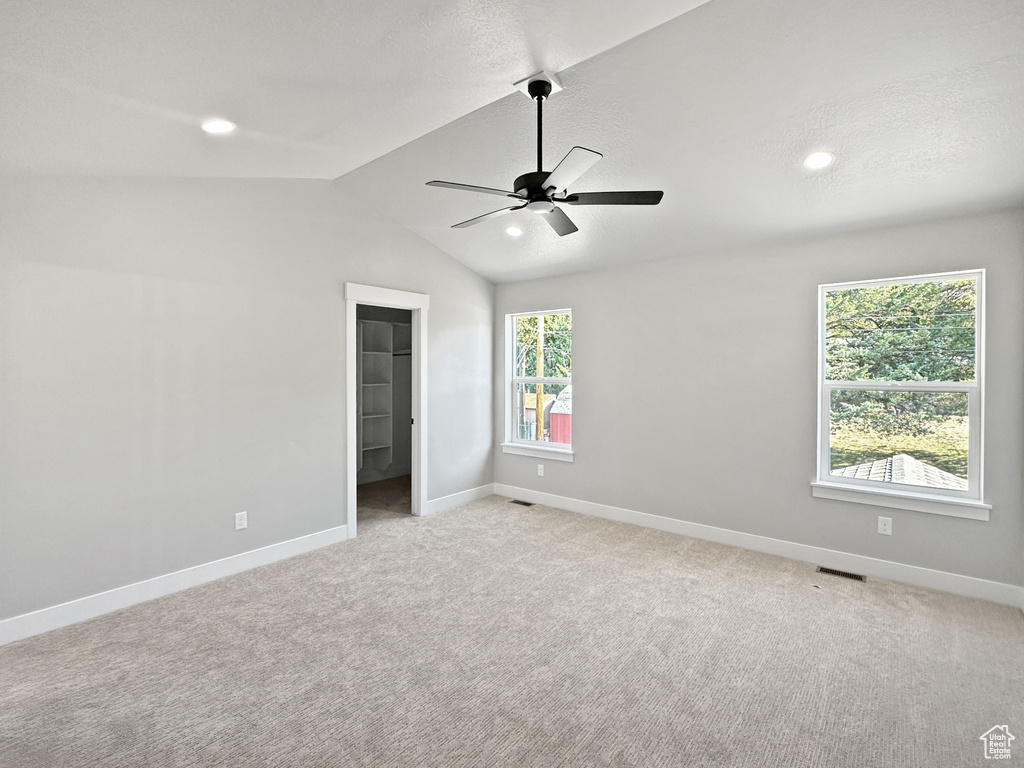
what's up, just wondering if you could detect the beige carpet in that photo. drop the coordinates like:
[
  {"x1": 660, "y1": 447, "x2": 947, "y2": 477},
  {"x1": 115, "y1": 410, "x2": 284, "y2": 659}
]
[
  {"x1": 1, "y1": 495, "x2": 1022, "y2": 767},
  {"x1": 357, "y1": 475, "x2": 412, "y2": 532}
]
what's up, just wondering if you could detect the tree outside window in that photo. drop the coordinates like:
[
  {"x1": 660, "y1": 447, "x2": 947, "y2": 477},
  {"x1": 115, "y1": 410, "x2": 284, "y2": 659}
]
[
  {"x1": 818, "y1": 271, "x2": 983, "y2": 503},
  {"x1": 511, "y1": 311, "x2": 571, "y2": 446}
]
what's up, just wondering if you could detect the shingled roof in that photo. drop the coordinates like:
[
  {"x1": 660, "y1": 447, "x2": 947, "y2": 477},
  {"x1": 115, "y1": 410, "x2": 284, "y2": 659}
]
[
  {"x1": 550, "y1": 386, "x2": 572, "y2": 415},
  {"x1": 831, "y1": 453, "x2": 967, "y2": 491}
]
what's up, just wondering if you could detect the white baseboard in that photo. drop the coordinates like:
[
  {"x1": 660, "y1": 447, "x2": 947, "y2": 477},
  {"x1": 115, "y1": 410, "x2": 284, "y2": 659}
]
[
  {"x1": 495, "y1": 484, "x2": 1024, "y2": 610},
  {"x1": 426, "y1": 484, "x2": 496, "y2": 516},
  {"x1": 0, "y1": 524, "x2": 349, "y2": 647},
  {"x1": 6, "y1": 485, "x2": 1020, "y2": 648}
]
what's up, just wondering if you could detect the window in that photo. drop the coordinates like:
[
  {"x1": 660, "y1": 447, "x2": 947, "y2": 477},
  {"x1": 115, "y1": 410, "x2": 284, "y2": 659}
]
[
  {"x1": 812, "y1": 270, "x2": 988, "y2": 519},
  {"x1": 502, "y1": 310, "x2": 573, "y2": 461}
]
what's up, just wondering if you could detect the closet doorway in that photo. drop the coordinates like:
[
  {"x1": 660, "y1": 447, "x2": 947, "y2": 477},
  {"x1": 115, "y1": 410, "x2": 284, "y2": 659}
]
[
  {"x1": 355, "y1": 305, "x2": 412, "y2": 526},
  {"x1": 344, "y1": 284, "x2": 429, "y2": 538}
]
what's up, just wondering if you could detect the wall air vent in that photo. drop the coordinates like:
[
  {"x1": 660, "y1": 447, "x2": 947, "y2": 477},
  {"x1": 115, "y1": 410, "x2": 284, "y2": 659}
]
[{"x1": 816, "y1": 566, "x2": 866, "y2": 582}]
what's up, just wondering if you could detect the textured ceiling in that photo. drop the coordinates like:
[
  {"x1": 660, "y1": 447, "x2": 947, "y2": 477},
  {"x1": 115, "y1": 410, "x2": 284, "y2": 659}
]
[
  {"x1": 338, "y1": 0, "x2": 1024, "y2": 282},
  {"x1": 0, "y1": 0, "x2": 706, "y2": 178},
  {"x1": 3, "y1": 0, "x2": 1023, "y2": 283}
]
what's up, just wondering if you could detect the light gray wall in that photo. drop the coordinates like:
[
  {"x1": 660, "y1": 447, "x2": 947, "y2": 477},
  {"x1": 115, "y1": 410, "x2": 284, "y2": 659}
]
[
  {"x1": 0, "y1": 176, "x2": 493, "y2": 620},
  {"x1": 494, "y1": 208, "x2": 1024, "y2": 587}
]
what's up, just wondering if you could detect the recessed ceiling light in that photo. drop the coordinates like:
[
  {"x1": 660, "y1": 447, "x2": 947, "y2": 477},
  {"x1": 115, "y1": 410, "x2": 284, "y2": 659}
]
[
  {"x1": 803, "y1": 151, "x2": 835, "y2": 170},
  {"x1": 201, "y1": 118, "x2": 236, "y2": 136},
  {"x1": 505, "y1": 226, "x2": 523, "y2": 237}
]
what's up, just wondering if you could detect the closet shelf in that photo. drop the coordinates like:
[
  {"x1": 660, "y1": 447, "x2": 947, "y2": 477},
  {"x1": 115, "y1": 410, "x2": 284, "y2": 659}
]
[{"x1": 358, "y1": 317, "x2": 401, "y2": 475}]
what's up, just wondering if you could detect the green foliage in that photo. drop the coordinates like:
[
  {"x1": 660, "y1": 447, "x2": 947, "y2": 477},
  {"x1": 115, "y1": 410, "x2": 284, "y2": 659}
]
[
  {"x1": 516, "y1": 312, "x2": 571, "y2": 378},
  {"x1": 826, "y1": 278, "x2": 975, "y2": 383},
  {"x1": 826, "y1": 277, "x2": 976, "y2": 451},
  {"x1": 829, "y1": 390, "x2": 967, "y2": 436}
]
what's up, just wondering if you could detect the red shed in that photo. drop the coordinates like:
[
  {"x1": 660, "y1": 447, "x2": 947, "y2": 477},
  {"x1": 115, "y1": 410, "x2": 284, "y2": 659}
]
[{"x1": 549, "y1": 386, "x2": 572, "y2": 445}]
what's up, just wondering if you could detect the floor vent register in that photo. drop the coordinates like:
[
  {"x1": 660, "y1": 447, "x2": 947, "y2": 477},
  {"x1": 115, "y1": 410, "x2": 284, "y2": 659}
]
[{"x1": 816, "y1": 566, "x2": 866, "y2": 582}]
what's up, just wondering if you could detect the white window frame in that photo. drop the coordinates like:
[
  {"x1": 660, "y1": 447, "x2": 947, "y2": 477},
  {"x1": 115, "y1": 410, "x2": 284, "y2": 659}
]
[
  {"x1": 811, "y1": 269, "x2": 989, "y2": 520},
  {"x1": 501, "y1": 309, "x2": 574, "y2": 462}
]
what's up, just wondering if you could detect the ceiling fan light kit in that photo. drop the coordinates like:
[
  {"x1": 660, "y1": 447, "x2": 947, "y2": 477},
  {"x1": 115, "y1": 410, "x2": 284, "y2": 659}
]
[{"x1": 426, "y1": 72, "x2": 663, "y2": 236}]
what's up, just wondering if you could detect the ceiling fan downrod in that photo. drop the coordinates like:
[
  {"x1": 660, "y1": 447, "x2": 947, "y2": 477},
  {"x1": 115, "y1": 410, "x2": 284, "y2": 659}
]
[{"x1": 528, "y1": 79, "x2": 552, "y2": 174}]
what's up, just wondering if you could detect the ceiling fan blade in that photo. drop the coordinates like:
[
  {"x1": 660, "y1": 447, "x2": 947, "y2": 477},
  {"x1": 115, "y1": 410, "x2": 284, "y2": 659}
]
[
  {"x1": 427, "y1": 180, "x2": 523, "y2": 199},
  {"x1": 558, "y1": 190, "x2": 664, "y2": 206},
  {"x1": 542, "y1": 147, "x2": 603, "y2": 195},
  {"x1": 451, "y1": 204, "x2": 527, "y2": 229},
  {"x1": 543, "y1": 206, "x2": 579, "y2": 237}
]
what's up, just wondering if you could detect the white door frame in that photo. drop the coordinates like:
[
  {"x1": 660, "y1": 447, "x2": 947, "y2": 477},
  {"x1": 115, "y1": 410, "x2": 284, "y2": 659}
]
[{"x1": 344, "y1": 283, "x2": 429, "y2": 537}]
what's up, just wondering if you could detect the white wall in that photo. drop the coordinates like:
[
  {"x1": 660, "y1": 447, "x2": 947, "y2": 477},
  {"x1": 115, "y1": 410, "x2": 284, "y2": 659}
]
[
  {"x1": 494, "y1": 208, "x2": 1024, "y2": 588},
  {"x1": 0, "y1": 175, "x2": 493, "y2": 621}
]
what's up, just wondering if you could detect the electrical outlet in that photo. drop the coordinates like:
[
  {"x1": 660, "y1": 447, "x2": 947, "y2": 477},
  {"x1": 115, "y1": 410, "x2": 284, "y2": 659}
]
[
  {"x1": 877, "y1": 516, "x2": 892, "y2": 536},
  {"x1": 537, "y1": 464, "x2": 544, "y2": 477},
  {"x1": 235, "y1": 511, "x2": 247, "y2": 531}
]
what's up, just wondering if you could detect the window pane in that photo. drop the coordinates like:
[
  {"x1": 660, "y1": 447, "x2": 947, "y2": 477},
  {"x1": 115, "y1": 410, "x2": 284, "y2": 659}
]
[
  {"x1": 825, "y1": 278, "x2": 976, "y2": 382},
  {"x1": 515, "y1": 313, "x2": 572, "y2": 379},
  {"x1": 829, "y1": 389, "x2": 968, "y2": 490},
  {"x1": 514, "y1": 383, "x2": 571, "y2": 445}
]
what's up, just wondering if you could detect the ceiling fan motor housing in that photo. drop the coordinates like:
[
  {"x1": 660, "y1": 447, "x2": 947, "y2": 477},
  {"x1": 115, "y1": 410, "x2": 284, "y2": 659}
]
[
  {"x1": 514, "y1": 171, "x2": 554, "y2": 198},
  {"x1": 514, "y1": 171, "x2": 558, "y2": 212}
]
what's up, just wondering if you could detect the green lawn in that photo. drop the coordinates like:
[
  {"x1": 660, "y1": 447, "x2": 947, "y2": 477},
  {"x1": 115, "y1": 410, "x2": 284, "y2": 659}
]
[{"x1": 829, "y1": 418, "x2": 968, "y2": 479}]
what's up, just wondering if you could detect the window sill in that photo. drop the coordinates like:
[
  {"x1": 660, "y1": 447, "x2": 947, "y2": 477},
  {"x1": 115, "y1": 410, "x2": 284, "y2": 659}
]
[
  {"x1": 811, "y1": 481, "x2": 990, "y2": 520},
  {"x1": 501, "y1": 443, "x2": 574, "y2": 462}
]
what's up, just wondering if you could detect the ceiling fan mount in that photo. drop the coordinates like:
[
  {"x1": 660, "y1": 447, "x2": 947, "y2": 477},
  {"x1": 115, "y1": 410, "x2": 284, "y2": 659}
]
[
  {"x1": 426, "y1": 73, "x2": 663, "y2": 237},
  {"x1": 526, "y1": 78, "x2": 552, "y2": 101}
]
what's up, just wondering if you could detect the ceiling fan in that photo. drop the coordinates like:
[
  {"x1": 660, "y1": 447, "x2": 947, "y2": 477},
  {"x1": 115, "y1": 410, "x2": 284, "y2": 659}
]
[{"x1": 426, "y1": 76, "x2": 663, "y2": 236}]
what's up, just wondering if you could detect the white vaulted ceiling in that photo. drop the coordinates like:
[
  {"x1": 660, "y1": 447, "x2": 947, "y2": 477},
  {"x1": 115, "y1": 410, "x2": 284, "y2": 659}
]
[
  {"x1": 3, "y1": 0, "x2": 1023, "y2": 282},
  {"x1": 0, "y1": 0, "x2": 708, "y2": 179}
]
